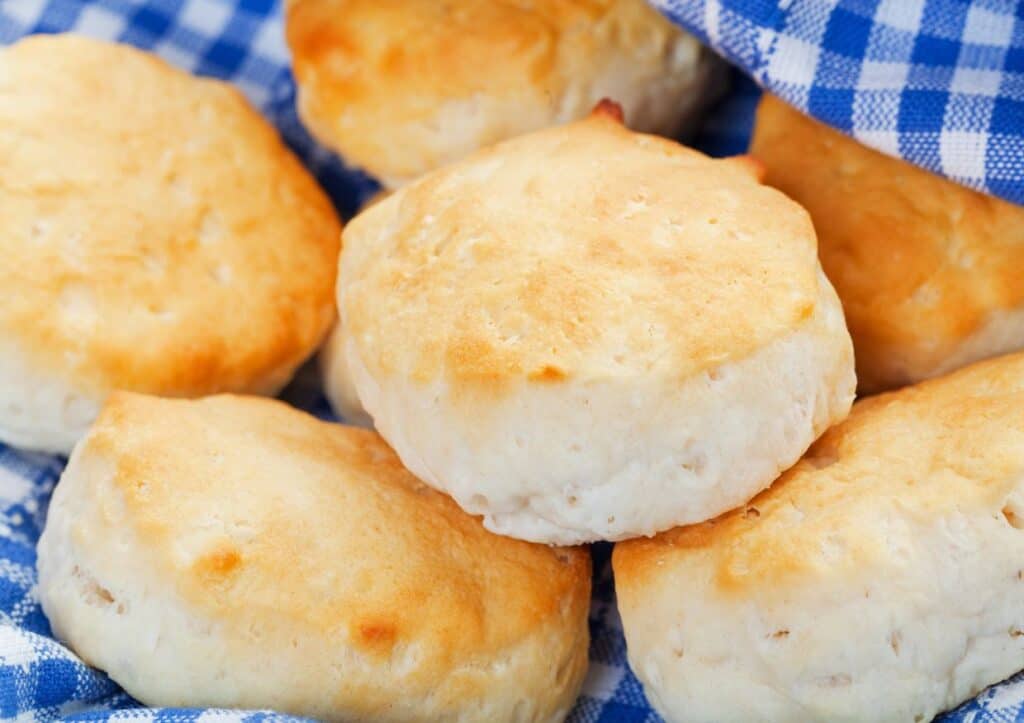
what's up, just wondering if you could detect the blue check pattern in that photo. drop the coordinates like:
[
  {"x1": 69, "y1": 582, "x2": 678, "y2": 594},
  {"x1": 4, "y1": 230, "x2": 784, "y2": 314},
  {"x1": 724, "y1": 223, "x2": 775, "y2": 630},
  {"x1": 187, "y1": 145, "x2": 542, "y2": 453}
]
[
  {"x1": 652, "y1": 0, "x2": 1024, "y2": 205},
  {"x1": 0, "y1": 1, "x2": 1022, "y2": 721}
]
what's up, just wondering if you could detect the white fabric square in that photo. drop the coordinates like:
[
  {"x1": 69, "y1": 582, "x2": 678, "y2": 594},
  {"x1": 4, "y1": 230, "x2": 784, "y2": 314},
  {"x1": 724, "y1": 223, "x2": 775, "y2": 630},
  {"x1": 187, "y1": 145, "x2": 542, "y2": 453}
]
[
  {"x1": 858, "y1": 60, "x2": 911, "y2": 90},
  {"x1": 0, "y1": 0, "x2": 46, "y2": 27},
  {"x1": 0, "y1": 466, "x2": 33, "y2": 507},
  {"x1": 0, "y1": 626, "x2": 43, "y2": 666},
  {"x1": 74, "y1": 4, "x2": 125, "y2": 40},
  {"x1": 251, "y1": 17, "x2": 289, "y2": 65},
  {"x1": 768, "y1": 34, "x2": 821, "y2": 88},
  {"x1": 962, "y1": 5, "x2": 1013, "y2": 47},
  {"x1": 179, "y1": 0, "x2": 231, "y2": 39},
  {"x1": 940, "y1": 130, "x2": 989, "y2": 180},
  {"x1": 874, "y1": 0, "x2": 926, "y2": 32},
  {"x1": 950, "y1": 66, "x2": 1004, "y2": 97}
]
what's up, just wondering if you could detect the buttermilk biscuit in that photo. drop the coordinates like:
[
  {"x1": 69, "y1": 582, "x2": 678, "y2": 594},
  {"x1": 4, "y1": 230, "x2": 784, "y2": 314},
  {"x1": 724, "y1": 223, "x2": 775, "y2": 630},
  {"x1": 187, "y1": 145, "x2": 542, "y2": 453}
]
[
  {"x1": 614, "y1": 352, "x2": 1024, "y2": 723},
  {"x1": 336, "y1": 108, "x2": 856, "y2": 545},
  {"x1": 37, "y1": 393, "x2": 590, "y2": 722},
  {"x1": 751, "y1": 94, "x2": 1024, "y2": 393},
  {"x1": 286, "y1": 0, "x2": 718, "y2": 187},
  {"x1": 0, "y1": 35, "x2": 341, "y2": 454}
]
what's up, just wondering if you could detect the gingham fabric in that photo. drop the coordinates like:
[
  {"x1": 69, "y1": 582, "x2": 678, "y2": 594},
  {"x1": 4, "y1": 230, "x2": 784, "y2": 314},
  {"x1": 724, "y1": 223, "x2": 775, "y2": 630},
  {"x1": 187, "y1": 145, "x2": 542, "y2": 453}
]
[
  {"x1": 652, "y1": 0, "x2": 1024, "y2": 205},
  {"x1": 0, "y1": 1, "x2": 1022, "y2": 722}
]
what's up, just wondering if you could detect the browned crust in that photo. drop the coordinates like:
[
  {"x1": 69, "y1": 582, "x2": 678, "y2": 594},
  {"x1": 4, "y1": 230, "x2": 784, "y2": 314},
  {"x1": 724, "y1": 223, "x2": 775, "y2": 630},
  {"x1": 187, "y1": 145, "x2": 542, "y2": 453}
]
[
  {"x1": 750, "y1": 94, "x2": 1024, "y2": 392},
  {"x1": 0, "y1": 35, "x2": 342, "y2": 397}
]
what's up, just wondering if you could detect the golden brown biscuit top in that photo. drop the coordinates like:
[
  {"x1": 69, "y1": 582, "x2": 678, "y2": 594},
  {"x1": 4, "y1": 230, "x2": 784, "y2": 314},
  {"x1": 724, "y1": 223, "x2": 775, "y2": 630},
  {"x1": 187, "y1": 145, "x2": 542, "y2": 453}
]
[
  {"x1": 287, "y1": 0, "x2": 679, "y2": 117},
  {"x1": 0, "y1": 34, "x2": 341, "y2": 394},
  {"x1": 615, "y1": 352, "x2": 1024, "y2": 598},
  {"x1": 285, "y1": 0, "x2": 695, "y2": 182},
  {"x1": 86, "y1": 392, "x2": 590, "y2": 669},
  {"x1": 340, "y1": 111, "x2": 822, "y2": 393},
  {"x1": 751, "y1": 95, "x2": 1024, "y2": 391}
]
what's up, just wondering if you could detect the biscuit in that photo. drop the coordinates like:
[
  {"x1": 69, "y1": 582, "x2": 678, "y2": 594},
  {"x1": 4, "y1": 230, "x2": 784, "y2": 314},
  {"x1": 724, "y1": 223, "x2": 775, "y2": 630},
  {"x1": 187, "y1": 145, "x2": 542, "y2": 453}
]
[
  {"x1": 751, "y1": 94, "x2": 1024, "y2": 392},
  {"x1": 286, "y1": 0, "x2": 719, "y2": 187},
  {"x1": 0, "y1": 35, "x2": 341, "y2": 453},
  {"x1": 37, "y1": 393, "x2": 590, "y2": 721},
  {"x1": 335, "y1": 109, "x2": 856, "y2": 544},
  {"x1": 320, "y1": 324, "x2": 372, "y2": 427},
  {"x1": 615, "y1": 352, "x2": 1024, "y2": 723}
]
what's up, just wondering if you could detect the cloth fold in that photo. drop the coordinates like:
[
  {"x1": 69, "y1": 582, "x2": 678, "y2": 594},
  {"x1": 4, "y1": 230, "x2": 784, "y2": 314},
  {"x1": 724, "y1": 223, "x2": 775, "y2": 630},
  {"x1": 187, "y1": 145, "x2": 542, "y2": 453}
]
[{"x1": 652, "y1": 0, "x2": 1024, "y2": 204}]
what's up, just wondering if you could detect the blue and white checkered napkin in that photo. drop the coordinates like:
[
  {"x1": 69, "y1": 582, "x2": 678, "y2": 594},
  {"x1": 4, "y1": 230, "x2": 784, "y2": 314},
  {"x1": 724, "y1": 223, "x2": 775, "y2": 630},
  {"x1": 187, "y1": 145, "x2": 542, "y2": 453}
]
[
  {"x1": 652, "y1": 0, "x2": 1024, "y2": 204},
  {"x1": 0, "y1": 1, "x2": 1022, "y2": 722}
]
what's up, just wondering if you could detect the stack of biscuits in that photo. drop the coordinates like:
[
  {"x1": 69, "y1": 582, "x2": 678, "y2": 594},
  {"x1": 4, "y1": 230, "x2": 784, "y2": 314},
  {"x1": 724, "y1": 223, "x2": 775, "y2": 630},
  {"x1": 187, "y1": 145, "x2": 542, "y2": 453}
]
[{"x1": 3, "y1": 2, "x2": 1022, "y2": 722}]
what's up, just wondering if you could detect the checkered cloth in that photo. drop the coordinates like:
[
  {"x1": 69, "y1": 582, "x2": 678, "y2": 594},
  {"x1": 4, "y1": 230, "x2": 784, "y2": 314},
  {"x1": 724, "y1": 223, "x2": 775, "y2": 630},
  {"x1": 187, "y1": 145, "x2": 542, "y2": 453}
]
[
  {"x1": 652, "y1": 0, "x2": 1024, "y2": 205},
  {"x1": 0, "y1": 1, "x2": 1021, "y2": 722}
]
